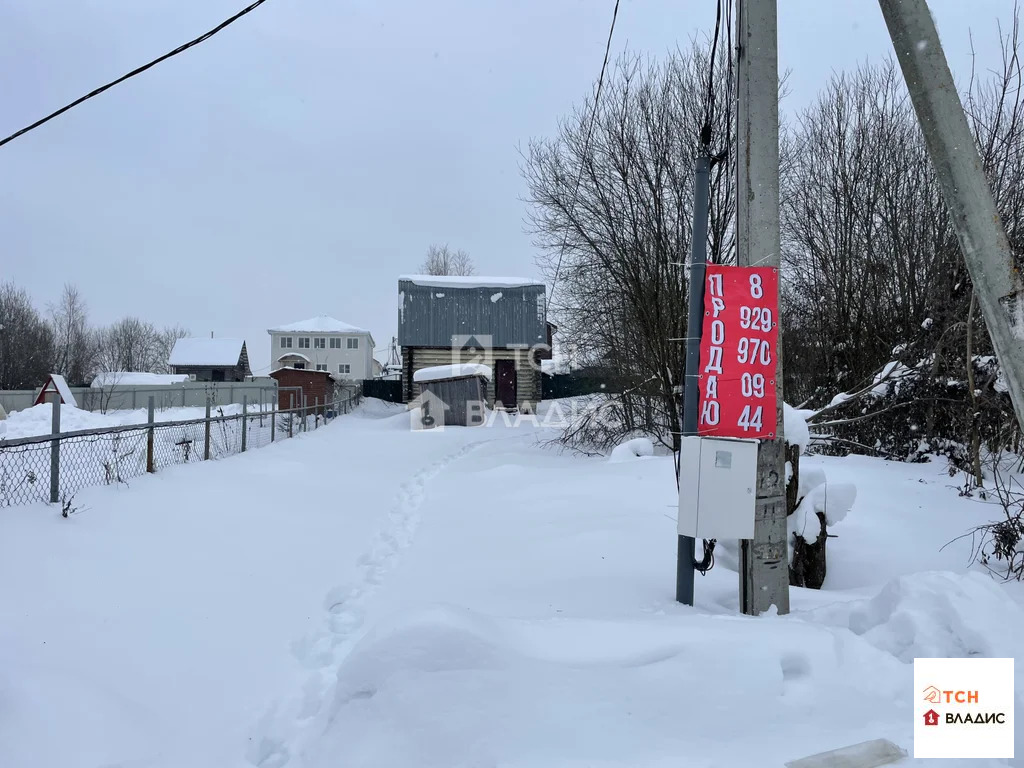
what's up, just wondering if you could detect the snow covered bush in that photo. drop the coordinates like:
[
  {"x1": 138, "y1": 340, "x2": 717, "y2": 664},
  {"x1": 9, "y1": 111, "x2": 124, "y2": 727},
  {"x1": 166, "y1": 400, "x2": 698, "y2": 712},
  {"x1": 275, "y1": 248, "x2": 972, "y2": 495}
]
[
  {"x1": 785, "y1": 404, "x2": 856, "y2": 589},
  {"x1": 608, "y1": 437, "x2": 655, "y2": 463},
  {"x1": 805, "y1": 345, "x2": 1016, "y2": 474}
]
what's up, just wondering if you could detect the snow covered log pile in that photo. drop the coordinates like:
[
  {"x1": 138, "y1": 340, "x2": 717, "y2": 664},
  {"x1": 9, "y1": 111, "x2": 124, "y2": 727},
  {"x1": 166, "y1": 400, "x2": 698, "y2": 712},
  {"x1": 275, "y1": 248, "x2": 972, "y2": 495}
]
[{"x1": 785, "y1": 404, "x2": 856, "y2": 589}]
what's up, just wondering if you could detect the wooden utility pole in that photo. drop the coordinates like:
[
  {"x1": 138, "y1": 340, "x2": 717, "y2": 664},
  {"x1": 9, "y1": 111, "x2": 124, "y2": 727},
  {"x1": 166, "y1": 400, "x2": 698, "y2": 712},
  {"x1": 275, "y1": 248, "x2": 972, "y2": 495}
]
[
  {"x1": 878, "y1": 0, "x2": 1024, "y2": 436},
  {"x1": 735, "y1": 0, "x2": 790, "y2": 616}
]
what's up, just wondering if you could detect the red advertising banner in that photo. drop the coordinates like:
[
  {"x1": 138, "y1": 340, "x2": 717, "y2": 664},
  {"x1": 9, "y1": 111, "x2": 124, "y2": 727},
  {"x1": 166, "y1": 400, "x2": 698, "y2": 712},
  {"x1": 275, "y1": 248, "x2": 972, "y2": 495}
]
[{"x1": 697, "y1": 266, "x2": 779, "y2": 439}]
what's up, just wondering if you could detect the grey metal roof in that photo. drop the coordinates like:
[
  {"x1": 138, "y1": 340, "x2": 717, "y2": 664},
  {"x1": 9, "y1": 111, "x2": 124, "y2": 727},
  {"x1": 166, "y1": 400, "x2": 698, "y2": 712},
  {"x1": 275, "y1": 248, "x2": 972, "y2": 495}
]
[{"x1": 398, "y1": 279, "x2": 547, "y2": 348}]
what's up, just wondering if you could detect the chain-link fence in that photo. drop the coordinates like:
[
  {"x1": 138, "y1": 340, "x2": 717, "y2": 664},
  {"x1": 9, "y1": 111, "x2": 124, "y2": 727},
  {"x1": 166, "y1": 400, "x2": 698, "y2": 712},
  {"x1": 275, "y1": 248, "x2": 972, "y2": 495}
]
[{"x1": 0, "y1": 391, "x2": 362, "y2": 508}]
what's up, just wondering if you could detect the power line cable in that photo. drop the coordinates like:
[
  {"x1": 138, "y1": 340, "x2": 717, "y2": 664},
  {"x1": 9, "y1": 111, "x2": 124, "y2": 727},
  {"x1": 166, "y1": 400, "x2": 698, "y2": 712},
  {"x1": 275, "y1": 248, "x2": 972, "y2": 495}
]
[
  {"x1": 0, "y1": 0, "x2": 270, "y2": 149},
  {"x1": 703, "y1": 0, "x2": 723, "y2": 146},
  {"x1": 548, "y1": 0, "x2": 621, "y2": 302}
]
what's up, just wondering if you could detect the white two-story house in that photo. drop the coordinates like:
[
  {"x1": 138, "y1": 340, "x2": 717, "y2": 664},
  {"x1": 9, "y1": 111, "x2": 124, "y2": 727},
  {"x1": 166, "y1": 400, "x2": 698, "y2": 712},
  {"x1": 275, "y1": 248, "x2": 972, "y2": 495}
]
[{"x1": 267, "y1": 315, "x2": 375, "y2": 380}]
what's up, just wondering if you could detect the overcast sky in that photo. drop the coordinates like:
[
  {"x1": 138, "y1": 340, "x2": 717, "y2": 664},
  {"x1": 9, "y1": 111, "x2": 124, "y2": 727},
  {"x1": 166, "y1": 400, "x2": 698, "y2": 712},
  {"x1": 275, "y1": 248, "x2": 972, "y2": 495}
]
[{"x1": 0, "y1": 0, "x2": 1013, "y2": 374}]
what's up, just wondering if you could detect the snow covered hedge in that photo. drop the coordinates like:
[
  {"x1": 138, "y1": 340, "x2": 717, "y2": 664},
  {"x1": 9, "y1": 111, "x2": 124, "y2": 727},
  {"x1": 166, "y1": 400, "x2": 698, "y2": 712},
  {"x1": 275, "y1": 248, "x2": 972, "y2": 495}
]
[{"x1": 806, "y1": 346, "x2": 1015, "y2": 470}]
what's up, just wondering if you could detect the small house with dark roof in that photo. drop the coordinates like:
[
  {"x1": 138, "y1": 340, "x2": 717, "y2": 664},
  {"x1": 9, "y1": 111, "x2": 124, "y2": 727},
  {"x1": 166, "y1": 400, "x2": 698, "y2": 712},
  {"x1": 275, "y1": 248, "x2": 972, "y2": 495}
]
[{"x1": 397, "y1": 275, "x2": 548, "y2": 411}]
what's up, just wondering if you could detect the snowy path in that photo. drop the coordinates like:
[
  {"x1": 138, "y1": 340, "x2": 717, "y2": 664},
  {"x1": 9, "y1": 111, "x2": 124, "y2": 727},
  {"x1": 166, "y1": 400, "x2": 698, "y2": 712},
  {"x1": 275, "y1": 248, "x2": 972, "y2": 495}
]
[
  {"x1": 0, "y1": 401, "x2": 516, "y2": 768},
  {"x1": 248, "y1": 436, "x2": 509, "y2": 768}
]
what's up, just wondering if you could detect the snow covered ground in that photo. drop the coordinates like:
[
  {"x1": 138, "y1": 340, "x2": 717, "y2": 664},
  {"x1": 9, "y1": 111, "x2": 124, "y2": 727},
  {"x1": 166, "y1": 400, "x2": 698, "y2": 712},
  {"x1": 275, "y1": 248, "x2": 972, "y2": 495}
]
[
  {"x1": 0, "y1": 399, "x2": 1020, "y2": 767},
  {"x1": 2, "y1": 401, "x2": 254, "y2": 440}
]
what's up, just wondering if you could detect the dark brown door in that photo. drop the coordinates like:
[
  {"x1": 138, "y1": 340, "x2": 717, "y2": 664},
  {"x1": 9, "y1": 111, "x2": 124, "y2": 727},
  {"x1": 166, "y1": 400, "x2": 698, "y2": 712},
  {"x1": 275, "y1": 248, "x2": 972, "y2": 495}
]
[{"x1": 495, "y1": 360, "x2": 517, "y2": 409}]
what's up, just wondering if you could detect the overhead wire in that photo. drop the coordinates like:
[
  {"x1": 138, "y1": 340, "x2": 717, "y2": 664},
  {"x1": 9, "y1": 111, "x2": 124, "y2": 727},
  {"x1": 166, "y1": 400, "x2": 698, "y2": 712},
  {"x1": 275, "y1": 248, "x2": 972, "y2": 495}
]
[
  {"x1": 0, "y1": 0, "x2": 270, "y2": 149},
  {"x1": 547, "y1": 0, "x2": 622, "y2": 303}
]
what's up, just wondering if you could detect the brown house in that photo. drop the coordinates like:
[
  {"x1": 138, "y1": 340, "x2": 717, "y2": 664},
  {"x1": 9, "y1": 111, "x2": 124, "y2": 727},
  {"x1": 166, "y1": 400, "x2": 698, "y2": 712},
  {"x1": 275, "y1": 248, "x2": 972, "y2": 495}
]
[
  {"x1": 169, "y1": 338, "x2": 251, "y2": 382},
  {"x1": 269, "y1": 367, "x2": 335, "y2": 412}
]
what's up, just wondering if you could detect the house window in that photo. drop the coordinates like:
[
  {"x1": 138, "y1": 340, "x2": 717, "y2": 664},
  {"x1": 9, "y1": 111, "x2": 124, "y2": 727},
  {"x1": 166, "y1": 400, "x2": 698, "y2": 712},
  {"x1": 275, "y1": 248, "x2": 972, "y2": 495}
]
[
  {"x1": 314, "y1": 337, "x2": 326, "y2": 349},
  {"x1": 316, "y1": 364, "x2": 328, "y2": 371},
  {"x1": 298, "y1": 337, "x2": 310, "y2": 349},
  {"x1": 293, "y1": 362, "x2": 306, "y2": 370},
  {"x1": 329, "y1": 337, "x2": 341, "y2": 349},
  {"x1": 347, "y1": 337, "x2": 359, "y2": 349},
  {"x1": 338, "y1": 364, "x2": 351, "y2": 374},
  {"x1": 280, "y1": 337, "x2": 293, "y2": 348}
]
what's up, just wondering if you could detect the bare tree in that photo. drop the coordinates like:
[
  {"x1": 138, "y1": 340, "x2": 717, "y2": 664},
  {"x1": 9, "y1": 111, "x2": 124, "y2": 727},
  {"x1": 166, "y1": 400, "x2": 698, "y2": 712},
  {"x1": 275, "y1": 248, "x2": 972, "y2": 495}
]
[
  {"x1": 153, "y1": 325, "x2": 189, "y2": 374},
  {"x1": 0, "y1": 282, "x2": 54, "y2": 389},
  {"x1": 96, "y1": 317, "x2": 159, "y2": 373},
  {"x1": 49, "y1": 283, "x2": 97, "y2": 385},
  {"x1": 780, "y1": 13, "x2": 1024, "y2": 468},
  {"x1": 419, "y1": 244, "x2": 475, "y2": 276},
  {"x1": 523, "y1": 43, "x2": 735, "y2": 451}
]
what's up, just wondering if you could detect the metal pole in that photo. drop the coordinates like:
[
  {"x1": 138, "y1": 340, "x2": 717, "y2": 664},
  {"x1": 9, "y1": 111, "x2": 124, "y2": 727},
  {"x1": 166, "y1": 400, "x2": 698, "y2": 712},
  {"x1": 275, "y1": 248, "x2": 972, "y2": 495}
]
[
  {"x1": 49, "y1": 392, "x2": 60, "y2": 503},
  {"x1": 314, "y1": 396, "x2": 319, "y2": 429},
  {"x1": 271, "y1": 392, "x2": 276, "y2": 443},
  {"x1": 241, "y1": 395, "x2": 248, "y2": 452},
  {"x1": 878, "y1": 0, "x2": 1024, "y2": 435},
  {"x1": 677, "y1": 153, "x2": 711, "y2": 606},
  {"x1": 289, "y1": 393, "x2": 295, "y2": 438},
  {"x1": 736, "y1": 0, "x2": 790, "y2": 616},
  {"x1": 204, "y1": 396, "x2": 212, "y2": 460},
  {"x1": 146, "y1": 395, "x2": 155, "y2": 473}
]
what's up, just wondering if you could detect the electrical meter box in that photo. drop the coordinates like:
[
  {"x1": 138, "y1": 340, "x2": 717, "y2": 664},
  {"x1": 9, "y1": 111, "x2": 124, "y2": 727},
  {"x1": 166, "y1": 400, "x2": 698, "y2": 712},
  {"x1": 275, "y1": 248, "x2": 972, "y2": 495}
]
[{"x1": 678, "y1": 436, "x2": 758, "y2": 540}]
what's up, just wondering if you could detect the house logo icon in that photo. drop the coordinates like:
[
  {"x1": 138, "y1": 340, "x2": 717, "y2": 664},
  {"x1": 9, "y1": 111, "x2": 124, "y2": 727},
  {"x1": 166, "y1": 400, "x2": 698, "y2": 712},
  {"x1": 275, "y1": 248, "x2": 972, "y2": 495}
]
[
  {"x1": 407, "y1": 389, "x2": 450, "y2": 432},
  {"x1": 923, "y1": 709, "x2": 940, "y2": 727},
  {"x1": 922, "y1": 685, "x2": 942, "y2": 704},
  {"x1": 452, "y1": 334, "x2": 494, "y2": 368}
]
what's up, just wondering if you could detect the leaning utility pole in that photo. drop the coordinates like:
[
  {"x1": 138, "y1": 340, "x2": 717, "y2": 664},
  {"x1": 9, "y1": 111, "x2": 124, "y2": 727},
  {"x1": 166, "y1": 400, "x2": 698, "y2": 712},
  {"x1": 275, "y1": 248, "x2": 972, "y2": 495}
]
[
  {"x1": 879, "y1": 0, "x2": 1024, "y2": 436},
  {"x1": 735, "y1": 0, "x2": 790, "y2": 616}
]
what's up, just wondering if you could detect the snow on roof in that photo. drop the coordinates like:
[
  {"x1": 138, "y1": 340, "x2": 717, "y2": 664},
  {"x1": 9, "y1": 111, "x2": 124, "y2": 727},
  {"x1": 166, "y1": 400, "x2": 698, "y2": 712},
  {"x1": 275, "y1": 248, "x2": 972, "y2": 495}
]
[
  {"x1": 399, "y1": 275, "x2": 544, "y2": 289},
  {"x1": 169, "y1": 338, "x2": 245, "y2": 367},
  {"x1": 41, "y1": 374, "x2": 78, "y2": 407},
  {"x1": 277, "y1": 352, "x2": 311, "y2": 362},
  {"x1": 268, "y1": 315, "x2": 371, "y2": 334},
  {"x1": 414, "y1": 363, "x2": 492, "y2": 383},
  {"x1": 91, "y1": 372, "x2": 190, "y2": 388}
]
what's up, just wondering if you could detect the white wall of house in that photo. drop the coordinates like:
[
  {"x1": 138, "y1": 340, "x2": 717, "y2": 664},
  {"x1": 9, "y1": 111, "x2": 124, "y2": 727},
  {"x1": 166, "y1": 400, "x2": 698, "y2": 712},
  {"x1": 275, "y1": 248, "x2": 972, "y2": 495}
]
[{"x1": 269, "y1": 331, "x2": 373, "y2": 379}]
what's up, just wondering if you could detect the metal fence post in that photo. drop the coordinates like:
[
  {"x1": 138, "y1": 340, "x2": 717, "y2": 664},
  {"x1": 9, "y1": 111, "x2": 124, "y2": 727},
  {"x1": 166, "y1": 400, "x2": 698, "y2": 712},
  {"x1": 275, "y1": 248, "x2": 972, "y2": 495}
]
[
  {"x1": 271, "y1": 392, "x2": 276, "y2": 443},
  {"x1": 314, "y1": 396, "x2": 319, "y2": 429},
  {"x1": 146, "y1": 395, "x2": 156, "y2": 473},
  {"x1": 241, "y1": 395, "x2": 248, "y2": 452},
  {"x1": 302, "y1": 394, "x2": 308, "y2": 432},
  {"x1": 289, "y1": 393, "x2": 295, "y2": 438},
  {"x1": 49, "y1": 392, "x2": 60, "y2": 504},
  {"x1": 204, "y1": 397, "x2": 212, "y2": 460}
]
